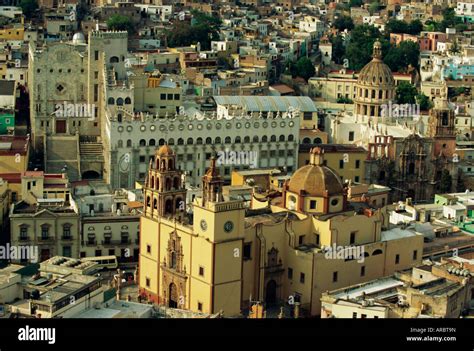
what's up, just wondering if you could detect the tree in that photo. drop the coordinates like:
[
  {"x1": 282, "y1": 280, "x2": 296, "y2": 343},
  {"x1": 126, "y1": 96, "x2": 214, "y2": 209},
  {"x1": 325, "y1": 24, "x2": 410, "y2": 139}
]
[
  {"x1": 345, "y1": 24, "x2": 385, "y2": 70},
  {"x1": 333, "y1": 16, "x2": 354, "y2": 32},
  {"x1": 294, "y1": 57, "x2": 315, "y2": 80},
  {"x1": 349, "y1": 0, "x2": 363, "y2": 7},
  {"x1": 384, "y1": 40, "x2": 420, "y2": 72},
  {"x1": 107, "y1": 15, "x2": 135, "y2": 33},
  {"x1": 337, "y1": 97, "x2": 354, "y2": 104},
  {"x1": 330, "y1": 34, "x2": 345, "y2": 65},
  {"x1": 439, "y1": 169, "x2": 452, "y2": 193},
  {"x1": 165, "y1": 10, "x2": 221, "y2": 50},
  {"x1": 19, "y1": 0, "x2": 38, "y2": 18},
  {"x1": 416, "y1": 93, "x2": 433, "y2": 111},
  {"x1": 395, "y1": 82, "x2": 418, "y2": 104},
  {"x1": 369, "y1": 1, "x2": 380, "y2": 15}
]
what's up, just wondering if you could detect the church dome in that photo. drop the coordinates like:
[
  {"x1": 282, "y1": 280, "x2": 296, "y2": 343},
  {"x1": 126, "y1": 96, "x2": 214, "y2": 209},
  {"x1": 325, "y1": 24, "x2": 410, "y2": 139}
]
[
  {"x1": 287, "y1": 148, "x2": 344, "y2": 197},
  {"x1": 357, "y1": 40, "x2": 394, "y2": 88},
  {"x1": 156, "y1": 144, "x2": 174, "y2": 156},
  {"x1": 72, "y1": 32, "x2": 86, "y2": 45}
]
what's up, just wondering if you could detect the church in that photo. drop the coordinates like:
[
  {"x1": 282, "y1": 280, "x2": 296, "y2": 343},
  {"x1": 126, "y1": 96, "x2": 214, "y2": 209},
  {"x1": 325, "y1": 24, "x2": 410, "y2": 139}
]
[
  {"x1": 138, "y1": 144, "x2": 424, "y2": 317},
  {"x1": 330, "y1": 40, "x2": 459, "y2": 202}
]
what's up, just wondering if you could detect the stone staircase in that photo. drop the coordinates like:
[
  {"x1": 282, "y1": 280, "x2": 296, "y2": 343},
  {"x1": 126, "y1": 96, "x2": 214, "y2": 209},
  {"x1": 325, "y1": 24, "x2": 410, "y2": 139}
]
[
  {"x1": 45, "y1": 135, "x2": 80, "y2": 181},
  {"x1": 80, "y1": 142, "x2": 103, "y2": 157}
]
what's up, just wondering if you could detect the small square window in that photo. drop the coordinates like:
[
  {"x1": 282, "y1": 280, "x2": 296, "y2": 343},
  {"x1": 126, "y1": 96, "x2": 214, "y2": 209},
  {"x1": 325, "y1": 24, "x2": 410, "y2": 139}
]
[{"x1": 199, "y1": 266, "x2": 204, "y2": 276}]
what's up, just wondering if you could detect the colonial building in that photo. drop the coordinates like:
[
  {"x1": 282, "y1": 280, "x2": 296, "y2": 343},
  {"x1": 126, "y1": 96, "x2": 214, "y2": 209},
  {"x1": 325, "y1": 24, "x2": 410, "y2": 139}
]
[
  {"x1": 104, "y1": 106, "x2": 300, "y2": 189},
  {"x1": 10, "y1": 172, "x2": 80, "y2": 263},
  {"x1": 139, "y1": 145, "x2": 424, "y2": 316},
  {"x1": 365, "y1": 96, "x2": 459, "y2": 202}
]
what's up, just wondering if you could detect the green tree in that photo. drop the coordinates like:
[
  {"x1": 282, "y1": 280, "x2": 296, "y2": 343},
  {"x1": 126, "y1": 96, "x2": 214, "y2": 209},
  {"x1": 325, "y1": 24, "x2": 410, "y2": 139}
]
[
  {"x1": 337, "y1": 97, "x2": 354, "y2": 104},
  {"x1": 345, "y1": 24, "x2": 385, "y2": 70},
  {"x1": 107, "y1": 15, "x2": 135, "y2": 33},
  {"x1": 395, "y1": 82, "x2": 418, "y2": 104},
  {"x1": 384, "y1": 41, "x2": 420, "y2": 72},
  {"x1": 295, "y1": 57, "x2": 315, "y2": 80},
  {"x1": 416, "y1": 93, "x2": 433, "y2": 111},
  {"x1": 19, "y1": 0, "x2": 38, "y2": 18},
  {"x1": 407, "y1": 20, "x2": 423, "y2": 35},
  {"x1": 330, "y1": 34, "x2": 345, "y2": 65},
  {"x1": 165, "y1": 10, "x2": 221, "y2": 50},
  {"x1": 349, "y1": 0, "x2": 363, "y2": 7},
  {"x1": 333, "y1": 16, "x2": 354, "y2": 31},
  {"x1": 369, "y1": 1, "x2": 380, "y2": 15},
  {"x1": 439, "y1": 169, "x2": 452, "y2": 193}
]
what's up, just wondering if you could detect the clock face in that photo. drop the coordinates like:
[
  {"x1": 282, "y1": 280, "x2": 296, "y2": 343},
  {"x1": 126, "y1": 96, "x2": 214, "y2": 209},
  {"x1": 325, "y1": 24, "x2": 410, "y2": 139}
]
[
  {"x1": 200, "y1": 219, "x2": 207, "y2": 231},
  {"x1": 224, "y1": 221, "x2": 234, "y2": 233}
]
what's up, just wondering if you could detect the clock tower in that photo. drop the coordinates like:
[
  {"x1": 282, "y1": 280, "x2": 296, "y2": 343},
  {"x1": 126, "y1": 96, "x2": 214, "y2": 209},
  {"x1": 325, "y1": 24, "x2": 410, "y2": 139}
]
[{"x1": 193, "y1": 155, "x2": 245, "y2": 314}]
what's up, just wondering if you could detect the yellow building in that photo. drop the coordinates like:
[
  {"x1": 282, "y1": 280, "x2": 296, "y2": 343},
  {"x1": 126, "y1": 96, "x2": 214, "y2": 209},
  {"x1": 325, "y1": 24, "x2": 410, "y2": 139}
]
[
  {"x1": 0, "y1": 23, "x2": 24, "y2": 41},
  {"x1": 298, "y1": 144, "x2": 367, "y2": 184},
  {"x1": 0, "y1": 135, "x2": 30, "y2": 203},
  {"x1": 131, "y1": 71, "x2": 183, "y2": 116},
  {"x1": 139, "y1": 145, "x2": 423, "y2": 317}
]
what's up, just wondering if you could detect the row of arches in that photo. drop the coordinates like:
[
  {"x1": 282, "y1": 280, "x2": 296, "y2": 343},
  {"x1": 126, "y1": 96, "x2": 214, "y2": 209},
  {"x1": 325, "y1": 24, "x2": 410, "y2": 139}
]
[
  {"x1": 108, "y1": 97, "x2": 132, "y2": 106},
  {"x1": 149, "y1": 175, "x2": 181, "y2": 191},
  {"x1": 129, "y1": 135, "x2": 296, "y2": 148},
  {"x1": 302, "y1": 137, "x2": 322, "y2": 144},
  {"x1": 146, "y1": 196, "x2": 183, "y2": 213}
]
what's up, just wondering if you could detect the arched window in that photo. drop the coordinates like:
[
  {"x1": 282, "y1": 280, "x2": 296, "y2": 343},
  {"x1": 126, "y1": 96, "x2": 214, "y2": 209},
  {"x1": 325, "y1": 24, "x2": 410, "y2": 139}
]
[
  {"x1": 205, "y1": 137, "x2": 212, "y2": 144},
  {"x1": 108, "y1": 97, "x2": 115, "y2": 105},
  {"x1": 253, "y1": 136, "x2": 259, "y2": 142},
  {"x1": 149, "y1": 139, "x2": 156, "y2": 146},
  {"x1": 159, "y1": 139, "x2": 165, "y2": 145},
  {"x1": 151, "y1": 176, "x2": 154, "y2": 188},
  {"x1": 166, "y1": 178, "x2": 172, "y2": 191},
  {"x1": 225, "y1": 137, "x2": 231, "y2": 144},
  {"x1": 173, "y1": 177, "x2": 179, "y2": 189},
  {"x1": 146, "y1": 196, "x2": 151, "y2": 207},
  {"x1": 177, "y1": 138, "x2": 184, "y2": 145},
  {"x1": 118, "y1": 140, "x2": 123, "y2": 148},
  {"x1": 235, "y1": 136, "x2": 241, "y2": 143},
  {"x1": 270, "y1": 135, "x2": 276, "y2": 142},
  {"x1": 288, "y1": 134, "x2": 294, "y2": 142},
  {"x1": 302, "y1": 137, "x2": 311, "y2": 144},
  {"x1": 262, "y1": 136, "x2": 268, "y2": 142},
  {"x1": 139, "y1": 139, "x2": 146, "y2": 147},
  {"x1": 117, "y1": 114, "x2": 122, "y2": 122},
  {"x1": 124, "y1": 97, "x2": 131, "y2": 104},
  {"x1": 196, "y1": 137, "x2": 203, "y2": 145},
  {"x1": 168, "y1": 138, "x2": 175, "y2": 145},
  {"x1": 187, "y1": 138, "x2": 193, "y2": 145},
  {"x1": 244, "y1": 136, "x2": 250, "y2": 143},
  {"x1": 110, "y1": 56, "x2": 119, "y2": 63},
  {"x1": 279, "y1": 135, "x2": 285, "y2": 142},
  {"x1": 215, "y1": 137, "x2": 221, "y2": 144},
  {"x1": 116, "y1": 98, "x2": 124, "y2": 106},
  {"x1": 153, "y1": 198, "x2": 158, "y2": 209},
  {"x1": 168, "y1": 159, "x2": 173, "y2": 170},
  {"x1": 314, "y1": 138, "x2": 322, "y2": 144},
  {"x1": 126, "y1": 139, "x2": 132, "y2": 147},
  {"x1": 372, "y1": 249, "x2": 383, "y2": 256}
]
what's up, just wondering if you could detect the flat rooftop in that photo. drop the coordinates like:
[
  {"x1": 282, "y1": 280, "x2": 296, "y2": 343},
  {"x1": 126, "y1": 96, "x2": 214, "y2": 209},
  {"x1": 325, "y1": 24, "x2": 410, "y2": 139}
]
[
  {"x1": 330, "y1": 276, "x2": 404, "y2": 300},
  {"x1": 381, "y1": 227, "x2": 418, "y2": 241}
]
